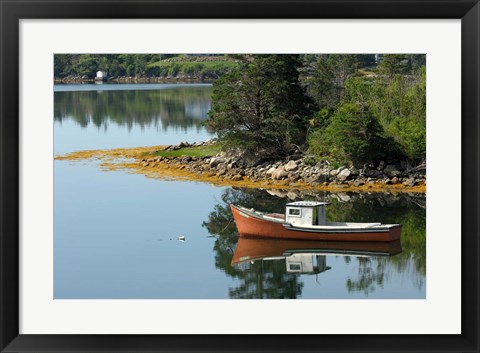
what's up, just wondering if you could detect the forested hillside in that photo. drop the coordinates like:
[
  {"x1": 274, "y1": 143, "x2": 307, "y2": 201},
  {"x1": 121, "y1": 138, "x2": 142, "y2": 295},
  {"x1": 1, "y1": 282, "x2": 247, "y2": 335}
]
[
  {"x1": 205, "y1": 54, "x2": 426, "y2": 166},
  {"x1": 54, "y1": 54, "x2": 239, "y2": 79}
]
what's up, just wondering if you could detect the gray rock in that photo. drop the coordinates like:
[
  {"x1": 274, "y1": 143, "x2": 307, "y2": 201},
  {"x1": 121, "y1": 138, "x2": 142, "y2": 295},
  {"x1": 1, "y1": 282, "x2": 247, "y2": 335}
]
[
  {"x1": 384, "y1": 165, "x2": 401, "y2": 178},
  {"x1": 288, "y1": 173, "x2": 300, "y2": 181},
  {"x1": 305, "y1": 176, "x2": 320, "y2": 184},
  {"x1": 377, "y1": 161, "x2": 386, "y2": 170},
  {"x1": 227, "y1": 161, "x2": 238, "y2": 169},
  {"x1": 266, "y1": 167, "x2": 276, "y2": 177},
  {"x1": 403, "y1": 178, "x2": 416, "y2": 187},
  {"x1": 216, "y1": 169, "x2": 227, "y2": 177},
  {"x1": 284, "y1": 160, "x2": 298, "y2": 172},
  {"x1": 330, "y1": 169, "x2": 339, "y2": 177},
  {"x1": 353, "y1": 180, "x2": 365, "y2": 187},
  {"x1": 287, "y1": 191, "x2": 298, "y2": 200},
  {"x1": 266, "y1": 189, "x2": 287, "y2": 198},
  {"x1": 209, "y1": 157, "x2": 226, "y2": 168},
  {"x1": 337, "y1": 193, "x2": 351, "y2": 202},
  {"x1": 337, "y1": 168, "x2": 352, "y2": 182},
  {"x1": 272, "y1": 167, "x2": 289, "y2": 180},
  {"x1": 350, "y1": 167, "x2": 359, "y2": 176}
]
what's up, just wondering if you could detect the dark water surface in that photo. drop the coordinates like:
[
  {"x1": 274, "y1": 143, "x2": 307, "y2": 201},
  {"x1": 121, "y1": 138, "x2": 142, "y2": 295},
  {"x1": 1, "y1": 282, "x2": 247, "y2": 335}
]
[{"x1": 54, "y1": 84, "x2": 426, "y2": 299}]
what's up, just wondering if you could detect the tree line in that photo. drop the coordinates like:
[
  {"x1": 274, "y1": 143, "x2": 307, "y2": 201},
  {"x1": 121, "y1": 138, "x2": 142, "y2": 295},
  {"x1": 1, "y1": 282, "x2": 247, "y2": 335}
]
[
  {"x1": 205, "y1": 54, "x2": 426, "y2": 167},
  {"x1": 54, "y1": 54, "x2": 236, "y2": 78}
]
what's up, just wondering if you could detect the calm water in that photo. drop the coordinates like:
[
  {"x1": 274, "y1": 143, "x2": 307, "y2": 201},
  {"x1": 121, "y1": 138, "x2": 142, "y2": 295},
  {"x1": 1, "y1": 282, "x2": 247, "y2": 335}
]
[
  {"x1": 54, "y1": 83, "x2": 212, "y2": 154},
  {"x1": 54, "y1": 83, "x2": 426, "y2": 299}
]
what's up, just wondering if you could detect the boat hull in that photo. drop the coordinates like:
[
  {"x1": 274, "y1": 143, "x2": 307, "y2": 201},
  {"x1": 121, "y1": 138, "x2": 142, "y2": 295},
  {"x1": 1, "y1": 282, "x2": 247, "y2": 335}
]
[
  {"x1": 230, "y1": 204, "x2": 401, "y2": 242},
  {"x1": 231, "y1": 237, "x2": 402, "y2": 266}
]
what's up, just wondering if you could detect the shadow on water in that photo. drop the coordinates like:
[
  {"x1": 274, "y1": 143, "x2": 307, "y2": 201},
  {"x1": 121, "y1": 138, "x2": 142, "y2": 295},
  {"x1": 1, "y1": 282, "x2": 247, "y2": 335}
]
[
  {"x1": 202, "y1": 188, "x2": 426, "y2": 298},
  {"x1": 54, "y1": 86, "x2": 213, "y2": 131}
]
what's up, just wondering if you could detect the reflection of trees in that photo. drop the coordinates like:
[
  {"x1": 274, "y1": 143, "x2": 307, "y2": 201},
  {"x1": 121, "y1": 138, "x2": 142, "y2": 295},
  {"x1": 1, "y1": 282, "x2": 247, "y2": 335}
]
[
  {"x1": 229, "y1": 260, "x2": 303, "y2": 299},
  {"x1": 346, "y1": 257, "x2": 387, "y2": 295},
  {"x1": 54, "y1": 86, "x2": 213, "y2": 132},
  {"x1": 203, "y1": 188, "x2": 426, "y2": 297},
  {"x1": 326, "y1": 194, "x2": 426, "y2": 292},
  {"x1": 202, "y1": 189, "x2": 303, "y2": 298}
]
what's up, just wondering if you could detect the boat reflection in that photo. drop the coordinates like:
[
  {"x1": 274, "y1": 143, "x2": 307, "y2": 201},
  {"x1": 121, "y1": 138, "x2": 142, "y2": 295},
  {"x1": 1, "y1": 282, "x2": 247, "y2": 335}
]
[{"x1": 231, "y1": 236, "x2": 402, "y2": 275}]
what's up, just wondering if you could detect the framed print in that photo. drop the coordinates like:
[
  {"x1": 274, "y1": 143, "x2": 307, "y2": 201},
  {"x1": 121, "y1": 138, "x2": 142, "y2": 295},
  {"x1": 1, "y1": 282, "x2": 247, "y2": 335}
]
[{"x1": 1, "y1": 0, "x2": 479, "y2": 352}]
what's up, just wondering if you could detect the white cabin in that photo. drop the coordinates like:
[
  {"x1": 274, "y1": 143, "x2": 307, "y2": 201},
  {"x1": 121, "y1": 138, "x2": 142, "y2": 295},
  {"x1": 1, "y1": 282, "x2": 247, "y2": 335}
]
[
  {"x1": 286, "y1": 254, "x2": 328, "y2": 274},
  {"x1": 285, "y1": 201, "x2": 328, "y2": 227},
  {"x1": 95, "y1": 71, "x2": 107, "y2": 80}
]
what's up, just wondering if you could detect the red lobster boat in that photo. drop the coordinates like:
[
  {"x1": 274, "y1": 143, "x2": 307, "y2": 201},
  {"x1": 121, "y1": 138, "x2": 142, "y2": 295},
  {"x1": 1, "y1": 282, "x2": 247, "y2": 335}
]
[{"x1": 230, "y1": 201, "x2": 401, "y2": 242}]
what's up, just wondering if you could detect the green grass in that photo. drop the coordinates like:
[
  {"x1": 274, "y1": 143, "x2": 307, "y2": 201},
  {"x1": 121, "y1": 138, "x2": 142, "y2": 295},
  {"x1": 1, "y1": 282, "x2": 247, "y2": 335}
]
[{"x1": 152, "y1": 144, "x2": 222, "y2": 158}]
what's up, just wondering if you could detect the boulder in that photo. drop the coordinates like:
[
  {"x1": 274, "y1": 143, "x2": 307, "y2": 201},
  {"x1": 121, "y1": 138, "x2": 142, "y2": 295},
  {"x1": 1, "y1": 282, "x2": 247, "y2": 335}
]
[
  {"x1": 403, "y1": 178, "x2": 416, "y2": 187},
  {"x1": 284, "y1": 160, "x2": 298, "y2": 172},
  {"x1": 209, "y1": 157, "x2": 226, "y2": 168},
  {"x1": 266, "y1": 189, "x2": 287, "y2": 198},
  {"x1": 353, "y1": 180, "x2": 365, "y2": 187},
  {"x1": 384, "y1": 165, "x2": 401, "y2": 178},
  {"x1": 337, "y1": 193, "x2": 351, "y2": 202},
  {"x1": 350, "y1": 167, "x2": 359, "y2": 176},
  {"x1": 272, "y1": 167, "x2": 289, "y2": 180},
  {"x1": 337, "y1": 168, "x2": 352, "y2": 182},
  {"x1": 265, "y1": 167, "x2": 276, "y2": 177},
  {"x1": 216, "y1": 169, "x2": 227, "y2": 177},
  {"x1": 287, "y1": 191, "x2": 298, "y2": 200},
  {"x1": 330, "y1": 169, "x2": 339, "y2": 177},
  {"x1": 288, "y1": 173, "x2": 300, "y2": 181},
  {"x1": 305, "y1": 176, "x2": 321, "y2": 184}
]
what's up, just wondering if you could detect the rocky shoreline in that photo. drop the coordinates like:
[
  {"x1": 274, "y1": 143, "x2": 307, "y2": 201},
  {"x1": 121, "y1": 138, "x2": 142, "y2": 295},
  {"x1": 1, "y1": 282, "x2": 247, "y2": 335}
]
[
  {"x1": 54, "y1": 75, "x2": 212, "y2": 84},
  {"x1": 140, "y1": 141, "x2": 426, "y2": 193}
]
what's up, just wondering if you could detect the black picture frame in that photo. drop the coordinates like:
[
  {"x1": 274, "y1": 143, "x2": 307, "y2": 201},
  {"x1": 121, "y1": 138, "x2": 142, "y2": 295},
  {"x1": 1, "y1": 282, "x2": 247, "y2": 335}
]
[{"x1": 1, "y1": 1, "x2": 478, "y2": 352}]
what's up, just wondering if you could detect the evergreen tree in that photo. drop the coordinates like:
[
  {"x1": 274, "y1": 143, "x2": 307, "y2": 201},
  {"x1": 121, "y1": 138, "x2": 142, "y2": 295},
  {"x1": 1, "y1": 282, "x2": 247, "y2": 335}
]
[
  {"x1": 205, "y1": 55, "x2": 315, "y2": 159},
  {"x1": 308, "y1": 103, "x2": 401, "y2": 166},
  {"x1": 303, "y1": 54, "x2": 357, "y2": 112},
  {"x1": 377, "y1": 54, "x2": 407, "y2": 77}
]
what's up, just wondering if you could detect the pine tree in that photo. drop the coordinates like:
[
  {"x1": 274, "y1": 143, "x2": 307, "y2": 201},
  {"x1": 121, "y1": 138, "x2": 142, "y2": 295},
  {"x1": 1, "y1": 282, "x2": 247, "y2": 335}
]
[{"x1": 205, "y1": 55, "x2": 315, "y2": 159}]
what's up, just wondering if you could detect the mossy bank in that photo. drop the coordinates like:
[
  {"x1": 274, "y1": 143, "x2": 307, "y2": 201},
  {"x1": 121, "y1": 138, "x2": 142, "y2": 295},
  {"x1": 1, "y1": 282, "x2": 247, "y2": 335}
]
[{"x1": 56, "y1": 141, "x2": 426, "y2": 194}]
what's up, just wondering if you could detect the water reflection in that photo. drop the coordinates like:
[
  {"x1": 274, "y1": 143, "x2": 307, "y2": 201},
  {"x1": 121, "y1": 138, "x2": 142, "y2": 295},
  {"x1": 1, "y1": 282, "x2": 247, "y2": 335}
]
[
  {"x1": 54, "y1": 85, "x2": 212, "y2": 131},
  {"x1": 232, "y1": 237, "x2": 402, "y2": 288},
  {"x1": 202, "y1": 188, "x2": 425, "y2": 298},
  {"x1": 232, "y1": 237, "x2": 403, "y2": 267}
]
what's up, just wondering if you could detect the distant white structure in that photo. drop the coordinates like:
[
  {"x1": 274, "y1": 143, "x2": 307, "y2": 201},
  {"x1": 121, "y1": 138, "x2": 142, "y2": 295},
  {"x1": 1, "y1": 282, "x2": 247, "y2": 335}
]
[{"x1": 95, "y1": 71, "x2": 107, "y2": 81}]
